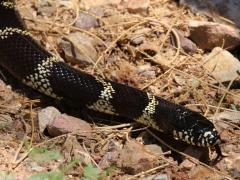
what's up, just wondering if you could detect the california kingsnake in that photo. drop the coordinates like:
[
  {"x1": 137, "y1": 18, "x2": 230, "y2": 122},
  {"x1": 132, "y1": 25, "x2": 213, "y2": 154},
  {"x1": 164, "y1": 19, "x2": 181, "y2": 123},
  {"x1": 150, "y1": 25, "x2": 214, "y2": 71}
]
[{"x1": 0, "y1": 0, "x2": 222, "y2": 157}]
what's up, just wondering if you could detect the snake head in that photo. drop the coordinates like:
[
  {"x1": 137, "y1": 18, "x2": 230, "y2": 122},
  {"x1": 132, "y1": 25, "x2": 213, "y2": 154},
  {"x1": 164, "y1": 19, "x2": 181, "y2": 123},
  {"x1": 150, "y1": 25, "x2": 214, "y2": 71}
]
[{"x1": 172, "y1": 109, "x2": 221, "y2": 147}]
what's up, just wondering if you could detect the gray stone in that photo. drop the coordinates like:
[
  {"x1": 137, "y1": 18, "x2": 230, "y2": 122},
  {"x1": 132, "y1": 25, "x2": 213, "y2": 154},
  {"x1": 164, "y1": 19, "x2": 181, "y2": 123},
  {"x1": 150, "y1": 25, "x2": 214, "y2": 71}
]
[
  {"x1": 75, "y1": 7, "x2": 104, "y2": 29},
  {"x1": 144, "y1": 144, "x2": 163, "y2": 155},
  {"x1": 203, "y1": 47, "x2": 240, "y2": 82},
  {"x1": 137, "y1": 64, "x2": 156, "y2": 78},
  {"x1": 129, "y1": 28, "x2": 150, "y2": 45},
  {"x1": 38, "y1": 106, "x2": 61, "y2": 133},
  {"x1": 0, "y1": 114, "x2": 13, "y2": 129},
  {"x1": 60, "y1": 32, "x2": 98, "y2": 65},
  {"x1": 175, "y1": 29, "x2": 197, "y2": 53},
  {"x1": 98, "y1": 151, "x2": 119, "y2": 169},
  {"x1": 35, "y1": 0, "x2": 57, "y2": 17}
]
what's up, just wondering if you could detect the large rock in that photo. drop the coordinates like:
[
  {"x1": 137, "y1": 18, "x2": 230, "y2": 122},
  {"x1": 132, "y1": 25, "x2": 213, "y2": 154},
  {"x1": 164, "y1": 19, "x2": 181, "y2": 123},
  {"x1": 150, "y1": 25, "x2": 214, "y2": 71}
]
[
  {"x1": 47, "y1": 114, "x2": 92, "y2": 137},
  {"x1": 179, "y1": 0, "x2": 240, "y2": 28},
  {"x1": 189, "y1": 21, "x2": 240, "y2": 50},
  {"x1": 203, "y1": 47, "x2": 240, "y2": 82},
  {"x1": 59, "y1": 32, "x2": 98, "y2": 65}
]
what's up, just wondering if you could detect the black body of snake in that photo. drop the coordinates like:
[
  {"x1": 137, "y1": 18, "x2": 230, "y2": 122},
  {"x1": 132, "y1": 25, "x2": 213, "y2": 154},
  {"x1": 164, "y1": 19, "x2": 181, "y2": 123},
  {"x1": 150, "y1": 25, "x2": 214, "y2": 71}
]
[{"x1": 0, "y1": 0, "x2": 222, "y2": 157}]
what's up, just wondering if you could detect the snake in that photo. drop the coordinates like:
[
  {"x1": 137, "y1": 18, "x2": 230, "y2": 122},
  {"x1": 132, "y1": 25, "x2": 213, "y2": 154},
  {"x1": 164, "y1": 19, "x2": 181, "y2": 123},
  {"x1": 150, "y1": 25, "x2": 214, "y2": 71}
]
[{"x1": 0, "y1": 0, "x2": 222, "y2": 158}]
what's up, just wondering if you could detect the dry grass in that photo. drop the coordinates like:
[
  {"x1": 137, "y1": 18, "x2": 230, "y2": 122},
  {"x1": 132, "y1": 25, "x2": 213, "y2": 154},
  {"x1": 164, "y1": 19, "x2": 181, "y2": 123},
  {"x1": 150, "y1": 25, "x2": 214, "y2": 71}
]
[{"x1": 0, "y1": 0, "x2": 239, "y2": 179}]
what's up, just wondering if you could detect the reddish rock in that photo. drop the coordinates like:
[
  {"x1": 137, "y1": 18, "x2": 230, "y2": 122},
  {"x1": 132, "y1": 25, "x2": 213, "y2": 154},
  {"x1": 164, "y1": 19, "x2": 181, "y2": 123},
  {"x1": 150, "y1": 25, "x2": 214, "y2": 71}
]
[
  {"x1": 47, "y1": 114, "x2": 92, "y2": 137},
  {"x1": 180, "y1": 159, "x2": 195, "y2": 171},
  {"x1": 189, "y1": 21, "x2": 240, "y2": 50},
  {"x1": 124, "y1": 0, "x2": 150, "y2": 14},
  {"x1": 117, "y1": 140, "x2": 156, "y2": 174}
]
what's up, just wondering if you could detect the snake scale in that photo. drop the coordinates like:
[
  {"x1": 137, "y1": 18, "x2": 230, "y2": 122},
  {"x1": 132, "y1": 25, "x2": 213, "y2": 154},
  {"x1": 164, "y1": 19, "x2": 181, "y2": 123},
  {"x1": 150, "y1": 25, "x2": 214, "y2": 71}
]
[{"x1": 0, "y1": 0, "x2": 222, "y2": 157}]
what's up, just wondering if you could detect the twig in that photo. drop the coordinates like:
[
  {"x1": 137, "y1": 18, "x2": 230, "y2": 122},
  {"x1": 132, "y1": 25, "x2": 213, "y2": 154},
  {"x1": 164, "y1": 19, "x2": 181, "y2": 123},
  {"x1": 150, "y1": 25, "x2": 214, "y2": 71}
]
[
  {"x1": 126, "y1": 163, "x2": 169, "y2": 180},
  {"x1": 91, "y1": 19, "x2": 149, "y2": 74},
  {"x1": 12, "y1": 138, "x2": 25, "y2": 164},
  {"x1": 185, "y1": 104, "x2": 239, "y2": 113},
  {"x1": 23, "y1": 17, "x2": 108, "y2": 48},
  {"x1": 29, "y1": 101, "x2": 35, "y2": 148},
  {"x1": 214, "y1": 78, "x2": 235, "y2": 115},
  {"x1": 94, "y1": 123, "x2": 132, "y2": 130},
  {"x1": 82, "y1": 142, "x2": 102, "y2": 171}
]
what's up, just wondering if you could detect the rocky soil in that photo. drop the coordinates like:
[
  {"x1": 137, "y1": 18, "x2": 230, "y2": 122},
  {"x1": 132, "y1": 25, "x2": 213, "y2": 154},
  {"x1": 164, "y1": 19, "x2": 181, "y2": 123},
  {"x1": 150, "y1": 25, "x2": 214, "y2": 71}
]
[{"x1": 0, "y1": 0, "x2": 240, "y2": 179}]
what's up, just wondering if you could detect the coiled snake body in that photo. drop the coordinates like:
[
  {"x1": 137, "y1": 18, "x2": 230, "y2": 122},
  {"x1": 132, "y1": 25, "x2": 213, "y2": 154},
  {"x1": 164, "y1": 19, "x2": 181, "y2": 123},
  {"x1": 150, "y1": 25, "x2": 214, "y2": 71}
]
[{"x1": 0, "y1": 0, "x2": 222, "y2": 157}]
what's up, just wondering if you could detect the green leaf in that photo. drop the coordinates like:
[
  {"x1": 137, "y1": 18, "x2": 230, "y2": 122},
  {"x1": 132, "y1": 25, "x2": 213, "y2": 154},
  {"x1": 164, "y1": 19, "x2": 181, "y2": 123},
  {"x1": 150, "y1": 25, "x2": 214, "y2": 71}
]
[
  {"x1": 61, "y1": 157, "x2": 80, "y2": 173},
  {"x1": 25, "y1": 171, "x2": 65, "y2": 180},
  {"x1": 83, "y1": 165, "x2": 100, "y2": 180},
  {"x1": 29, "y1": 147, "x2": 62, "y2": 163},
  {"x1": 103, "y1": 166, "x2": 117, "y2": 177},
  {"x1": 0, "y1": 171, "x2": 16, "y2": 180}
]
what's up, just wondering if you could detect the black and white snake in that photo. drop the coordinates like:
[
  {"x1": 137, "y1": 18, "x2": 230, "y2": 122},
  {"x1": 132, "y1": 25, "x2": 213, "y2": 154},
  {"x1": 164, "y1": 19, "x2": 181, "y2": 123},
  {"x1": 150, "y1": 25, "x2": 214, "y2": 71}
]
[{"x1": 0, "y1": 0, "x2": 222, "y2": 158}]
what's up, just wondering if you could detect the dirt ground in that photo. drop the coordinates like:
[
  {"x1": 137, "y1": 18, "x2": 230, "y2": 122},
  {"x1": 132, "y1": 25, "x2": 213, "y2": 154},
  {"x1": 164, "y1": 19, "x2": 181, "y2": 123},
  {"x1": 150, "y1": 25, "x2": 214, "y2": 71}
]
[{"x1": 0, "y1": 0, "x2": 240, "y2": 179}]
